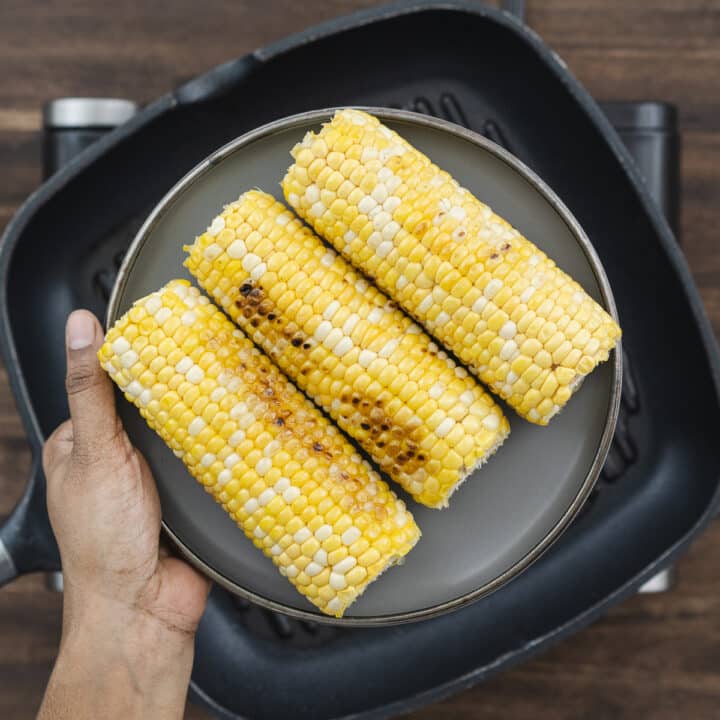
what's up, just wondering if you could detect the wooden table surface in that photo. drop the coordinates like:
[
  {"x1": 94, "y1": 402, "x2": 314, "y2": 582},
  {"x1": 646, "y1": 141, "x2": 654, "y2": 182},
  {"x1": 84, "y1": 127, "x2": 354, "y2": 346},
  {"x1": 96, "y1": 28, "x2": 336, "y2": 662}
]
[{"x1": 1, "y1": 1, "x2": 719, "y2": 717}]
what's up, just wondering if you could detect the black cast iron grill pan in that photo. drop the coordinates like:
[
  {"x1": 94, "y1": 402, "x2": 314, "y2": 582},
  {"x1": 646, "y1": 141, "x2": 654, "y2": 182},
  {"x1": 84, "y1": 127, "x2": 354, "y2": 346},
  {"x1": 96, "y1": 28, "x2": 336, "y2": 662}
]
[{"x1": 1, "y1": 2, "x2": 719, "y2": 718}]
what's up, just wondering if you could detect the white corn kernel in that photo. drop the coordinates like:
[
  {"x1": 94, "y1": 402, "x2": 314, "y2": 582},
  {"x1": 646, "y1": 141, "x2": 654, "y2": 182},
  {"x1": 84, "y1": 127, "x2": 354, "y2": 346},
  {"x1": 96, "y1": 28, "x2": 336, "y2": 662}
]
[
  {"x1": 282, "y1": 487, "x2": 300, "y2": 503},
  {"x1": 323, "y1": 300, "x2": 340, "y2": 320},
  {"x1": 274, "y1": 477, "x2": 290, "y2": 492},
  {"x1": 255, "y1": 458, "x2": 272, "y2": 476},
  {"x1": 258, "y1": 488, "x2": 275, "y2": 506},
  {"x1": 242, "y1": 253, "x2": 261, "y2": 272},
  {"x1": 111, "y1": 338, "x2": 131, "y2": 355},
  {"x1": 368, "y1": 308, "x2": 383, "y2": 323},
  {"x1": 484, "y1": 279, "x2": 503, "y2": 298},
  {"x1": 435, "y1": 418, "x2": 455, "y2": 437},
  {"x1": 187, "y1": 365, "x2": 204, "y2": 383},
  {"x1": 330, "y1": 573, "x2": 347, "y2": 590},
  {"x1": 314, "y1": 321, "x2": 332, "y2": 342},
  {"x1": 358, "y1": 350, "x2": 377, "y2": 368},
  {"x1": 243, "y1": 498, "x2": 260, "y2": 515},
  {"x1": 224, "y1": 452, "x2": 240, "y2": 468},
  {"x1": 315, "y1": 524, "x2": 332, "y2": 541},
  {"x1": 342, "y1": 314, "x2": 360, "y2": 334},
  {"x1": 429, "y1": 382, "x2": 445, "y2": 399},
  {"x1": 341, "y1": 527, "x2": 361, "y2": 546},
  {"x1": 294, "y1": 528, "x2": 311, "y2": 543},
  {"x1": 207, "y1": 216, "x2": 225, "y2": 236},
  {"x1": 333, "y1": 556, "x2": 357, "y2": 575},
  {"x1": 334, "y1": 336, "x2": 353, "y2": 357},
  {"x1": 188, "y1": 418, "x2": 206, "y2": 436}
]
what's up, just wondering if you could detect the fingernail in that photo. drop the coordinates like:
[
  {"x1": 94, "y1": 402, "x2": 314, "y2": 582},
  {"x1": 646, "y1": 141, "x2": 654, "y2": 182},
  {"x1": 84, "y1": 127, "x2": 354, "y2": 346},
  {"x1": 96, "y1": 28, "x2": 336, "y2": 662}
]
[{"x1": 67, "y1": 312, "x2": 95, "y2": 350}]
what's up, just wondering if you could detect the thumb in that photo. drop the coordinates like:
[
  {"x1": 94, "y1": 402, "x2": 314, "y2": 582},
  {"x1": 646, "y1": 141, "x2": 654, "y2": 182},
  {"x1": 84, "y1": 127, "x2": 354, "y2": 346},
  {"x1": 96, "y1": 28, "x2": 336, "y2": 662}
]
[{"x1": 65, "y1": 310, "x2": 120, "y2": 457}]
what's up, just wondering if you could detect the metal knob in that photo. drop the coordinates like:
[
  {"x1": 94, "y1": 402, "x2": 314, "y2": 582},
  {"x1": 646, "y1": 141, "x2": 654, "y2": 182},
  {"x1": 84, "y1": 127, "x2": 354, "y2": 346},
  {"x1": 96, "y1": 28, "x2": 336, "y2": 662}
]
[
  {"x1": 43, "y1": 97, "x2": 138, "y2": 129},
  {"x1": 42, "y1": 98, "x2": 139, "y2": 180}
]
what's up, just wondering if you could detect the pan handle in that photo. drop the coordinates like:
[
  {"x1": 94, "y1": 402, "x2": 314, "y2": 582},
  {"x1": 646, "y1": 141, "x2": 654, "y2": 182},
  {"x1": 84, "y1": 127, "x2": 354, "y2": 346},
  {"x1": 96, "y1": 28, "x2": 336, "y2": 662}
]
[{"x1": 0, "y1": 457, "x2": 60, "y2": 587}]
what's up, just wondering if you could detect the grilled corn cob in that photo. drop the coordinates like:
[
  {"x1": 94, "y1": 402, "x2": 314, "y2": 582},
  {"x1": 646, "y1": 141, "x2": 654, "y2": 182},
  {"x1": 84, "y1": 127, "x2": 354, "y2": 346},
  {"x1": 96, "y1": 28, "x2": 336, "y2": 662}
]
[
  {"x1": 98, "y1": 280, "x2": 420, "y2": 617},
  {"x1": 282, "y1": 109, "x2": 621, "y2": 425},
  {"x1": 185, "y1": 191, "x2": 508, "y2": 508}
]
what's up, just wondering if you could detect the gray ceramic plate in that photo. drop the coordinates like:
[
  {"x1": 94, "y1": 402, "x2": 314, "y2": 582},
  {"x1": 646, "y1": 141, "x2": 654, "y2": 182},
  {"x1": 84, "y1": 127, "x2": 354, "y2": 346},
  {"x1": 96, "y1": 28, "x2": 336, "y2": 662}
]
[{"x1": 108, "y1": 108, "x2": 621, "y2": 626}]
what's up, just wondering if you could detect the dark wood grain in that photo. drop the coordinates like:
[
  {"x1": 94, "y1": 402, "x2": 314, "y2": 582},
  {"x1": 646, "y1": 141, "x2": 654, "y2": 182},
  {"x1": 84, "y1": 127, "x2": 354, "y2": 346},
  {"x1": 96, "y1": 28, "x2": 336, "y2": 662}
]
[{"x1": 0, "y1": 1, "x2": 718, "y2": 718}]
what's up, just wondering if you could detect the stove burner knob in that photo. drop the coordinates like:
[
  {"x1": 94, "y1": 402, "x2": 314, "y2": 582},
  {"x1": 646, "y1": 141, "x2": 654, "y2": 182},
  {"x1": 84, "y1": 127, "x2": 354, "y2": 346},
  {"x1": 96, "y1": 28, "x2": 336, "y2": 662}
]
[{"x1": 42, "y1": 97, "x2": 138, "y2": 180}]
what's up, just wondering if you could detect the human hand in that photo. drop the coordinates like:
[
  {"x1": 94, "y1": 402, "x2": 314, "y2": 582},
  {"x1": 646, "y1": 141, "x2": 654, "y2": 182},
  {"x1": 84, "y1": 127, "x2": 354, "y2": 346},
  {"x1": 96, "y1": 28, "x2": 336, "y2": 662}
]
[{"x1": 39, "y1": 310, "x2": 210, "y2": 720}]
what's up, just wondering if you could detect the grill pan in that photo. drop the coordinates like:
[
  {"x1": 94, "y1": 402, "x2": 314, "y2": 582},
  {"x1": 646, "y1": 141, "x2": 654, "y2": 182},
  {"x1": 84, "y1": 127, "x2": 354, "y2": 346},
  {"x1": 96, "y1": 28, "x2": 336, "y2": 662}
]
[{"x1": 1, "y1": 1, "x2": 719, "y2": 718}]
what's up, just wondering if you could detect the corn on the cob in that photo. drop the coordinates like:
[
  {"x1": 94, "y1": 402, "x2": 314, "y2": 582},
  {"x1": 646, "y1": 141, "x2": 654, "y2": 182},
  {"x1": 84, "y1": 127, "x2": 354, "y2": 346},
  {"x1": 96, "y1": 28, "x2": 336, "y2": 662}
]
[
  {"x1": 185, "y1": 191, "x2": 509, "y2": 508},
  {"x1": 282, "y1": 109, "x2": 621, "y2": 425},
  {"x1": 98, "y1": 280, "x2": 420, "y2": 617}
]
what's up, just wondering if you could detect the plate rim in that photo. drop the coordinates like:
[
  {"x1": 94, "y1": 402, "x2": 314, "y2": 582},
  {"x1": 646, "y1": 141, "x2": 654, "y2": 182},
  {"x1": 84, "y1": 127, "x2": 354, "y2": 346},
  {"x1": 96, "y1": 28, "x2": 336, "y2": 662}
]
[{"x1": 107, "y1": 106, "x2": 622, "y2": 626}]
